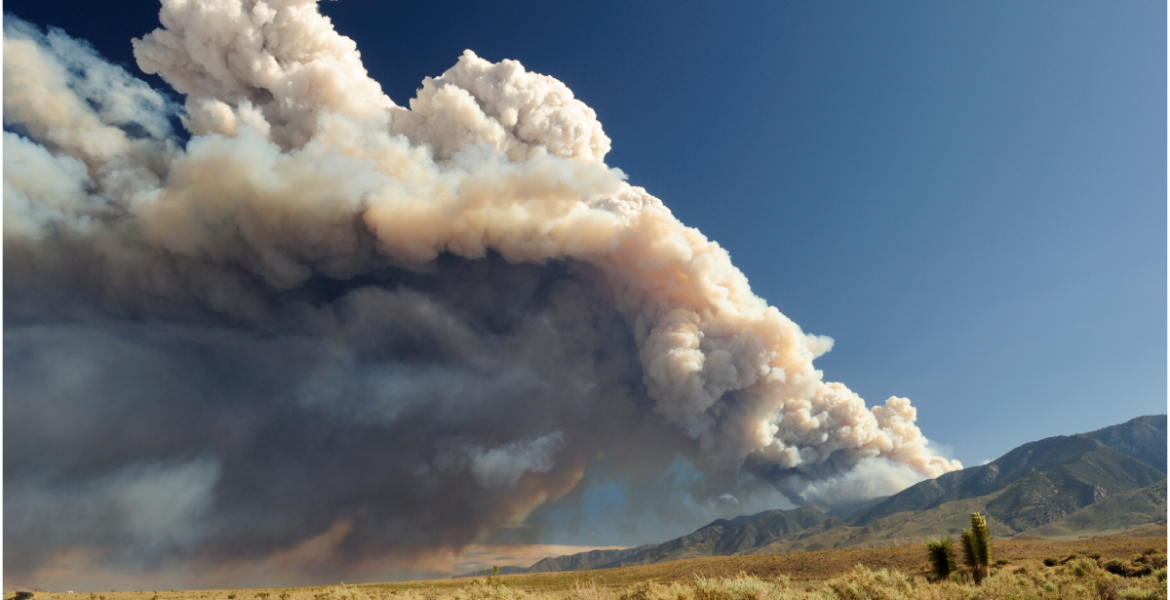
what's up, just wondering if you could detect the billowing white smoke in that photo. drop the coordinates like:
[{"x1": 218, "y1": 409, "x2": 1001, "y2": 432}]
[
  {"x1": 132, "y1": 0, "x2": 959, "y2": 477},
  {"x1": 4, "y1": 0, "x2": 960, "y2": 584}
]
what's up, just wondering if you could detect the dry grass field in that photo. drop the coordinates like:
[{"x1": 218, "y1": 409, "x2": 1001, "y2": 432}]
[{"x1": 10, "y1": 527, "x2": 1166, "y2": 600}]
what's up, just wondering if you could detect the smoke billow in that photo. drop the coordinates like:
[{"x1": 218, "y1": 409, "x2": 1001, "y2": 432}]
[{"x1": 3, "y1": 0, "x2": 960, "y2": 589}]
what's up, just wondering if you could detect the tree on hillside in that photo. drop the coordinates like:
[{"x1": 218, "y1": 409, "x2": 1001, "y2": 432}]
[{"x1": 961, "y1": 512, "x2": 993, "y2": 583}]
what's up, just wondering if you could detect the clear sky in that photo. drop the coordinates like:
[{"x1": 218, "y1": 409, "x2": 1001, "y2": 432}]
[{"x1": 3, "y1": 0, "x2": 1166, "y2": 587}]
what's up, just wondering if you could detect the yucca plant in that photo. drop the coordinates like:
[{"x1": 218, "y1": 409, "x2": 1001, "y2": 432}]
[
  {"x1": 924, "y1": 535, "x2": 957, "y2": 581},
  {"x1": 960, "y1": 512, "x2": 993, "y2": 583}
]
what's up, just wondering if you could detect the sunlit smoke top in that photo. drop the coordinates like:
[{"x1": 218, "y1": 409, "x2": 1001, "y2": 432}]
[{"x1": 4, "y1": 0, "x2": 959, "y2": 588}]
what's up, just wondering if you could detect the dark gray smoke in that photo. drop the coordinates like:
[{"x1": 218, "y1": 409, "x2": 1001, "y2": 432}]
[{"x1": 3, "y1": 3, "x2": 958, "y2": 590}]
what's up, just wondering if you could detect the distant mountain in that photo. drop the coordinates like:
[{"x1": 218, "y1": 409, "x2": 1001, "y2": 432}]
[
  {"x1": 826, "y1": 496, "x2": 889, "y2": 520},
  {"x1": 527, "y1": 545, "x2": 654, "y2": 573},
  {"x1": 1082, "y1": 415, "x2": 1166, "y2": 473},
  {"x1": 599, "y1": 507, "x2": 842, "y2": 568},
  {"x1": 476, "y1": 414, "x2": 1167, "y2": 576},
  {"x1": 847, "y1": 430, "x2": 1164, "y2": 530},
  {"x1": 457, "y1": 566, "x2": 530, "y2": 577}
]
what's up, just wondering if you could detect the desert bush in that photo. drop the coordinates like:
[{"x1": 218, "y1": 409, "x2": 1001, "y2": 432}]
[
  {"x1": 313, "y1": 584, "x2": 383, "y2": 600},
  {"x1": 455, "y1": 578, "x2": 525, "y2": 600},
  {"x1": 1119, "y1": 588, "x2": 1166, "y2": 600},
  {"x1": 852, "y1": 558, "x2": 1170, "y2": 600},
  {"x1": 1134, "y1": 551, "x2": 1167, "y2": 571},
  {"x1": 618, "y1": 581, "x2": 690, "y2": 600},
  {"x1": 570, "y1": 579, "x2": 614, "y2": 600},
  {"x1": 692, "y1": 572, "x2": 790, "y2": 600},
  {"x1": 1067, "y1": 557, "x2": 1109, "y2": 581},
  {"x1": 1099, "y1": 551, "x2": 1169, "y2": 579},
  {"x1": 822, "y1": 565, "x2": 915, "y2": 600},
  {"x1": 1095, "y1": 578, "x2": 1122, "y2": 600}
]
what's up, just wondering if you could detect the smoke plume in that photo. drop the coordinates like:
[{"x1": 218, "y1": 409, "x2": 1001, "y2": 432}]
[{"x1": 4, "y1": 1, "x2": 960, "y2": 589}]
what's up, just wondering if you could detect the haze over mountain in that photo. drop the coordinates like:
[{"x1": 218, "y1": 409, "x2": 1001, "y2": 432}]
[{"x1": 465, "y1": 415, "x2": 1166, "y2": 576}]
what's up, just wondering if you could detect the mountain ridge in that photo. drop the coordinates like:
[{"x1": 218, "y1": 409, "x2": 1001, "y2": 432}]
[{"x1": 456, "y1": 414, "x2": 1166, "y2": 577}]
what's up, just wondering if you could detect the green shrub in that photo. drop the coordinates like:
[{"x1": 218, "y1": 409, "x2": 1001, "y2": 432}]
[{"x1": 924, "y1": 536, "x2": 957, "y2": 581}]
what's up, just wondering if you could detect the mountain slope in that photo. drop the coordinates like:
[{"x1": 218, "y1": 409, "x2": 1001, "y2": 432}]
[
  {"x1": 527, "y1": 546, "x2": 653, "y2": 573},
  {"x1": 1082, "y1": 415, "x2": 1167, "y2": 473},
  {"x1": 1019, "y1": 479, "x2": 1168, "y2": 538},
  {"x1": 848, "y1": 433, "x2": 1164, "y2": 528},
  {"x1": 602, "y1": 508, "x2": 842, "y2": 568},
  {"x1": 487, "y1": 415, "x2": 1167, "y2": 576}
]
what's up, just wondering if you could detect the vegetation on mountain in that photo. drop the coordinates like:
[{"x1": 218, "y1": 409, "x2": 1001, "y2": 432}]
[
  {"x1": 602, "y1": 509, "x2": 843, "y2": 569},
  {"x1": 1020, "y1": 479, "x2": 1167, "y2": 538},
  {"x1": 848, "y1": 432, "x2": 1163, "y2": 529},
  {"x1": 527, "y1": 548, "x2": 653, "y2": 574},
  {"x1": 1082, "y1": 415, "x2": 1167, "y2": 473}
]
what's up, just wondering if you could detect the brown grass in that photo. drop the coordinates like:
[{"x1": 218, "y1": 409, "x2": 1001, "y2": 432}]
[{"x1": 14, "y1": 528, "x2": 1167, "y2": 600}]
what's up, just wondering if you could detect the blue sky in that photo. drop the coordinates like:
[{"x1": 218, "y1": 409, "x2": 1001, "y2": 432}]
[{"x1": 7, "y1": 0, "x2": 1164, "y2": 467}]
